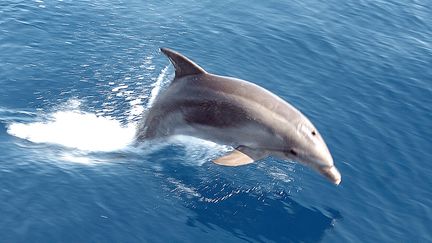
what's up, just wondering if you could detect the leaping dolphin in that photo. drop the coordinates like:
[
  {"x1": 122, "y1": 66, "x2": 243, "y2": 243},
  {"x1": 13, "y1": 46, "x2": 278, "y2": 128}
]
[{"x1": 136, "y1": 48, "x2": 341, "y2": 185}]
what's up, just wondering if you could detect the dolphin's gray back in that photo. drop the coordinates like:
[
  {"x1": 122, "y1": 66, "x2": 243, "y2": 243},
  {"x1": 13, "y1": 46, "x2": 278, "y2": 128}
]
[{"x1": 137, "y1": 73, "x2": 303, "y2": 149}]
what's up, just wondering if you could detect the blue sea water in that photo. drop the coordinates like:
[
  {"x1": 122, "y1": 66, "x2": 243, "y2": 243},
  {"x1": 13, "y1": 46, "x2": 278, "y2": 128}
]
[{"x1": 1, "y1": 0, "x2": 431, "y2": 242}]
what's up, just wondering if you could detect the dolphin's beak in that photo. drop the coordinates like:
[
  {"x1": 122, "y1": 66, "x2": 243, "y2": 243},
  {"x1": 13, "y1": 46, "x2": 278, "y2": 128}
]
[{"x1": 318, "y1": 166, "x2": 342, "y2": 185}]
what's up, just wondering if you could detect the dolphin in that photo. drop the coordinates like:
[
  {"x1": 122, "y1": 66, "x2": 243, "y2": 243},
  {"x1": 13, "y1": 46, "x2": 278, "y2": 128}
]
[{"x1": 136, "y1": 48, "x2": 341, "y2": 185}]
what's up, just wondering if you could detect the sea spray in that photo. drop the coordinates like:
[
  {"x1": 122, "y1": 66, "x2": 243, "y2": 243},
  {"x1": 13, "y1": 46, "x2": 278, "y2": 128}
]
[{"x1": 7, "y1": 110, "x2": 136, "y2": 152}]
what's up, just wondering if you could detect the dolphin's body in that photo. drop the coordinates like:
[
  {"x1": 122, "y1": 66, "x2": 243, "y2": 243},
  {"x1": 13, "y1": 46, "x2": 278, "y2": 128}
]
[{"x1": 136, "y1": 48, "x2": 341, "y2": 185}]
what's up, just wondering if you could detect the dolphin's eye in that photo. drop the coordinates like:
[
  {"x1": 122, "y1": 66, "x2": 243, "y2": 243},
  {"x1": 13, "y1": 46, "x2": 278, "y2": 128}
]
[
  {"x1": 289, "y1": 149, "x2": 297, "y2": 156},
  {"x1": 311, "y1": 131, "x2": 316, "y2": 136}
]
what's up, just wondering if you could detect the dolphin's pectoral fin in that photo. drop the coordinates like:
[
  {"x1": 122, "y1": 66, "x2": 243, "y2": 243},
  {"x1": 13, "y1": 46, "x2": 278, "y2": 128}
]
[
  {"x1": 213, "y1": 149, "x2": 253, "y2": 166},
  {"x1": 213, "y1": 146, "x2": 268, "y2": 166}
]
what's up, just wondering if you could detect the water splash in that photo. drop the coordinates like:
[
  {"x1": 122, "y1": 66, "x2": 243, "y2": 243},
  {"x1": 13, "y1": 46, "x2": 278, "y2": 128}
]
[
  {"x1": 5, "y1": 62, "x2": 172, "y2": 153},
  {"x1": 147, "y1": 65, "x2": 170, "y2": 108},
  {"x1": 7, "y1": 109, "x2": 136, "y2": 152},
  {"x1": 169, "y1": 135, "x2": 231, "y2": 166}
]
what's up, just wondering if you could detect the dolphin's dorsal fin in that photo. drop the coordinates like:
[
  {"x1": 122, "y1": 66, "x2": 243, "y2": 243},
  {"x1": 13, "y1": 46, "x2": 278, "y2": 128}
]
[{"x1": 160, "y1": 48, "x2": 206, "y2": 79}]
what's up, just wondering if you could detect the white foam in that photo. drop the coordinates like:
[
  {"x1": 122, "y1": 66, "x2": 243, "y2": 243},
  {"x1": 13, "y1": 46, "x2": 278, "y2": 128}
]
[{"x1": 7, "y1": 110, "x2": 136, "y2": 152}]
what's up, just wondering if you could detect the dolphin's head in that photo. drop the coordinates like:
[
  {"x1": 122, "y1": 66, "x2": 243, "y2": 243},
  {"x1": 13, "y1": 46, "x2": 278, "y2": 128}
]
[{"x1": 279, "y1": 119, "x2": 341, "y2": 185}]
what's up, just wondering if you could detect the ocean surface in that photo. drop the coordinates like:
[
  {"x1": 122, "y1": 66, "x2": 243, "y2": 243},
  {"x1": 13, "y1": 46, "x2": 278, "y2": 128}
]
[{"x1": 1, "y1": 0, "x2": 431, "y2": 242}]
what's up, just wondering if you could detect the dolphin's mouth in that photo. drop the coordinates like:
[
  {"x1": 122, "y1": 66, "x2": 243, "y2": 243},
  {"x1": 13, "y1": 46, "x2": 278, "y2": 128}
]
[{"x1": 318, "y1": 166, "x2": 342, "y2": 185}]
